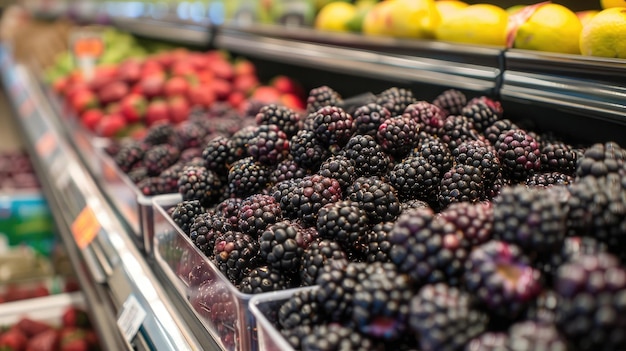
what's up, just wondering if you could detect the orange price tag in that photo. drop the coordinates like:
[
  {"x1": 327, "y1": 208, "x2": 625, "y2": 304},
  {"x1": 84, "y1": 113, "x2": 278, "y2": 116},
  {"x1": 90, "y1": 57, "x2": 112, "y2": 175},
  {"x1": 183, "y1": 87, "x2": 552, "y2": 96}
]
[
  {"x1": 36, "y1": 132, "x2": 56, "y2": 159},
  {"x1": 71, "y1": 206, "x2": 101, "y2": 249},
  {"x1": 72, "y1": 37, "x2": 104, "y2": 59}
]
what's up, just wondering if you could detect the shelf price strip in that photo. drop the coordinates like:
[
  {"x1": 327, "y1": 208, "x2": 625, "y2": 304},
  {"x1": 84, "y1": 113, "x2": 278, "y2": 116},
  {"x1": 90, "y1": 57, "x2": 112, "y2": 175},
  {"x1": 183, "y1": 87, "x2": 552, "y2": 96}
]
[
  {"x1": 117, "y1": 294, "x2": 147, "y2": 343},
  {"x1": 70, "y1": 205, "x2": 101, "y2": 249}
]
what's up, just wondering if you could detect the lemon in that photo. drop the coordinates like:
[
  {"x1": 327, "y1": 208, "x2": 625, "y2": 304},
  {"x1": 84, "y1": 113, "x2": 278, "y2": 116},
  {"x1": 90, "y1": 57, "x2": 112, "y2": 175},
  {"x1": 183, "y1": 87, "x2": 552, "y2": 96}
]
[
  {"x1": 514, "y1": 4, "x2": 582, "y2": 54},
  {"x1": 577, "y1": 10, "x2": 600, "y2": 27},
  {"x1": 362, "y1": 0, "x2": 397, "y2": 36},
  {"x1": 506, "y1": 5, "x2": 525, "y2": 15},
  {"x1": 436, "y1": 1, "x2": 469, "y2": 20},
  {"x1": 580, "y1": 7, "x2": 626, "y2": 58},
  {"x1": 388, "y1": 0, "x2": 441, "y2": 38},
  {"x1": 601, "y1": 0, "x2": 626, "y2": 9},
  {"x1": 315, "y1": 2, "x2": 357, "y2": 32},
  {"x1": 435, "y1": 4, "x2": 508, "y2": 46}
]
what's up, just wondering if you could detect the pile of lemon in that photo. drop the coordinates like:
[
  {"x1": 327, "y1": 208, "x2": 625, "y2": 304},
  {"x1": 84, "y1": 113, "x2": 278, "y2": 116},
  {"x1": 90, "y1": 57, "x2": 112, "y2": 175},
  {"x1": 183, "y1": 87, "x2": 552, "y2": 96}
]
[{"x1": 314, "y1": 0, "x2": 626, "y2": 58}]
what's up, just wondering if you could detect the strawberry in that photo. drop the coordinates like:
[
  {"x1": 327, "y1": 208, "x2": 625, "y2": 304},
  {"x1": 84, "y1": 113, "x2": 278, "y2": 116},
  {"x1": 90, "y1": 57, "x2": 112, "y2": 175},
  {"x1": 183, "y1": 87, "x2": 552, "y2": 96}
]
[
  {"x1": 26, "y1": 329, "x2": 58, "y2": 351},
  {"x1": 280, "y1": 93, "x2": 306, "y2": 111},
  {"x1": 96, "y1": 114, "x2": 126, "y2": 138},
  {"x1": 251, "y1": 86, "x2": 281, "y2": 104},
  {"x1": 52, "y1": 77, "x2": 68, "y2": 95},
  {"x1": 210, "y1": 58, "x2": 234, "y2": 81},
  {"x1": 140, "y1": 60, "x2": 164, "y2": 77},
  {"x1": 60, "y1": 328, "x2": 89, "y2": 351},
  {"x1": 164, "y1": 76, "x2": 189, "y2": 97},
  {"x1": 233, "y1": 74, "x2": 259, "y2": 95},
  {"x1": 210, "y1": 79, "x2": 232, "y2": 101},
  {"x1": 0, "y1": 329, "x2": 28, "y2": 350},
  {"x1": 168, "y1": 96, "x2": 190, "y2": 124},
  {"x1": 196, "y1": 69, "x2": 215, "y2": 85},
  {"x1": 234, "y1": 58, "x2": 256, "y2": 76},
  {"x1": 117, "y1": 59, "x2": 142, "y2": 84},
  {"x1": 69, "y1": 90, "x2": 98, "y2": 114},
  {"x1": 61, "y1": 308, "x2": 91, "y2": 329},
  {"x1": 98, "y1": 81, "x2": 129, "y2": 105},
  {"x1": 105, "y1": 102, "x2": 122, "y2": 115},
  {"x1": 16, "y1": 318, "x2": 52, "y2": 337},
  {"x1": 138, "y1": 74, "x2": 165, "y2": 99},
  {"x1": 271, "y1": 75, "x2": 305, "y2": 98},
  {"x1": 170, "y1": 61, "x2": 195, "y2": 78},
  {"x1": 145, "y1": 100, "x2": 170, "y2": 126},
  {"x1": 120, "y1": 94, "x2": 147, "y2": 123},
  {"x1": 227, "y1": 91, "x2": 246, "y2": 109},
  {"x1": 188, "y1": 85, "x2": 216, "y2": 109}
]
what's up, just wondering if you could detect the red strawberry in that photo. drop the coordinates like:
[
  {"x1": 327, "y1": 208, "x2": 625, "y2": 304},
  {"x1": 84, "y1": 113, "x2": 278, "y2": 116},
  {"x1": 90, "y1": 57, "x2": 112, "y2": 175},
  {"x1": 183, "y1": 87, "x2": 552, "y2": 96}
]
[
  {"x1": 188, "y1": 52, "x2": 209, "y2": 71},
  {"x1": 164, "y1": 76, "x2": 189, "y2": 97},
  {"x1": 120, "y1": 94, "x2": 147, "y2": 123},
  {"x1": 117, "y1": 59, "x2": 142, "y2": 84},
  {"x1": 228, "y1": 91, "x2": 246, "y2": 109},
  {"x1": 188, "y1": 85, "x2": 216, "y2": 108},
  {"x1": 88, "y1": 65, "x2": 118, "y2": 91},
  {"x1": 168, "y1": 96, "x2": 190, "y2": 124},
  {"x1": 271, "y1": 75, "x2": 304, "y2": 98},
  {"x1": 26, "y1": 329, "x2": 58, "y2": 351},
  {"x1": 81, "y1": 110, "x2": 102, "y2": 132},
  {"x1": 53, "y1": 77, "x2": 68, "y2": 95},
  {"x1": 196, "y1": 69, "x2": 215, "y2": 85},
  {"x1": 98, "y1": 81, "x2": 129, "y2": 105},
  {"x1": 234, "y1": 58, "x2": 256, "y2": 76},
  {"x1": 233, "y1": 74, "x2": 259, "y2": 95},
  {"x1": 138, "y1": 74, "x2": 165, "y2": 98},
  {"x1": 0, "y1": 329, "x2": 28, "y2": 350},
  {"x1": 210, "y1": 59, "x2": 234, "y2": 81},
  {"x1": 17, "y1": 318, "x2": 53, "y2": 337},
  {"x1": 211, "y1": 79, "x2": 232, "y2": 100},
  {"x1": 251, "y1": 86, "x2": 281, "y2": 104},
  {"x1": 280, "y1": 93, "x2": 305, "y2": 111},
  {"x1": 170, "y1": 61, "x2": 195, "y2": 78},
  {"x1": 61, "y1": 308, "x2": 91, "y2": 329},
  {"x1": 140, "y1": 60, "x2": 164, "y2": 77},
  {"x1": 69, "y1": 90, "x2": 98, "y2": 114},
  {"x1": 96, "y1": 114, "x2": 126, "y2": 138},
  {"x1": 145, "y1": 100, "x2": 170, "y2": 126}
]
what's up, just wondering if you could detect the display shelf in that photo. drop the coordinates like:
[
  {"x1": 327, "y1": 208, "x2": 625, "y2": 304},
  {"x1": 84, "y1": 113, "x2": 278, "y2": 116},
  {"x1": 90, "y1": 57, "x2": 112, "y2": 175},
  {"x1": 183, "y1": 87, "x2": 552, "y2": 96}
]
[{"x1": 0, "y1": 45, "x2": 218, "y2": 351}]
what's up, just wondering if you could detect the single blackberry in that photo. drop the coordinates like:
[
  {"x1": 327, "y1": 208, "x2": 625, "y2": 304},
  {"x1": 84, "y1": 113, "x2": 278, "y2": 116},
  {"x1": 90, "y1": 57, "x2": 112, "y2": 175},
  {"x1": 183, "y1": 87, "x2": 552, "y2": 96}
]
[
  {"x1": 438, "y1": 201, "x2": 494, "y2": 248},
  {"x1": 247, "y1": 124, "x2": 290, "y2": 165},
  {"x1": 290, "y1": 175, "x2": 343, "y2": 227},
  {"x1": 178, "y1": 166, "x2": 223, "y2": 207},
  {"x1": 341, "y1": 134, "x2": 390, "y2": 177},
  {"x1": 114, "y1": 141, "x2": 145, "y2": 172},
  {"x1": 352, "y1": 262, "x2": 413, "y2": 340},
  {"x1": 462, "y1": 96, "x2": 503, "y2": 132},
  {"x1": 555, "y1": 253, "x2": 626, "y2": 351},
  {"x1": 170, "y1": 200, "x2": 205, "y2": 235},
  {"x1": 465, "y1": 332, "x2": 509, "y2": 351},
  {"x1": 464, "y1": 241, "x2": 543, "y2": 320},
  {"x1": 376, "y1": 116, "x2": 420, "y2": 157},
  {"x1": 201, "y1": 136, "x2": 232, "y2": 176},
  {"x1": 495, "y1": 129, "x2": 541, "y2": 181},
  {"x1": 175, "y1": 121, "x2": 207, "y2": 150},
  {"x1": 441, "y1": 115, "x2": 481, "y2": 151},
  {"x1": 576, "y1": 141, "x2": 626, "y2": 177},
  {"x1": 317, "y1": 155, "x2": 356, "y2": 190},
  {"x1": 300, "y1": 239, "x2": 347, "y2": 286},
  {"x1": 310, "y1": 106, "x2": 355, "y2": 148},
  {"x1": 409, "y1": 283, "x2": 489, "y2": 351},
  {"x1": 228, "y1": 125, "x2": 258, "y2": 163},
  {"x1": 189, "y1": 212, "x2": 229, "y2": 257},
  {"x1": 453, "y1": 139, "x2": 501, "y2": 186},
  {"x1": 301, "y1": 324, "x2": 379, "y2": 351},
  {"x1": 484, "y1": 119, "x2": 519, "y2": 146},
  {"x1": 128, "y1": 166, "x2": 148, "y2": 184},
  {"x1": 403, "y1": 101, "x2": 446, "y2": 136},
  {"x1": 438, "y1": 165, "x2": 485, "y2": 209},
  {"x1": 315, "y1": 259, "x2": 365, "y2": 321},
  {"x1": 259, "y1": 219, "x2": 317, "y2": 273},
  {"x1": 413, "y1": 134, "x2": 454, "y2": 174},
  {"x1": 239, "y1": 266, "x2": 293, "y2": 294},
  {"x1": 317, "y1": 200, "x2": 369, "y2": 256},
  {"x1": 237, "y1": 194, "x2": 282, "y2": 237},
  {"x1": 346, "y1": 176, "x2": 401, "y2": 224},
  {"x1": 540, "y1": 141, "x2": 578, "y2": 175},
  {"x1": 360, "y1": 221, "x2": 394, "y2": 263},
  {"x1": 143, "y1": 121, "x2": 176, "y2": 146},
  {"x1": 353, "y1": 103, "x2": 392, "y2": 136},
  {"x1": 143, "y1": 144, "x2": 180, "y2": 176},
  {"x1": 279, "y1": 289, "x2": 324, "y2": 339},
  {"x1": 270, "y1": 159, "x2": 308, "y2": 184},
  {"x1": 227, "y1": 157, "x2": 271, "y2": 198},
  {"x1": 306, "y1": 85, "x2": 342, "y2": 114},
  {"x1": 137, "y1": 176, "x2": 166, "y2": 196},
  {"x1": 270, "y1": 179, "x2": 301, "y2": 219},
  {"x1": 389, "y1": 155, "x2": 440, "y2": 203},
  {"x1": 506, "y1": 321, "x2": 568, "y2": 351},
  {"x1": 214, "y1": 197, "x2": 242, "y2": 229},
  {"x1": 255, "y1": 104, "x2": 301, "y2": 138},
  {"x1": 290, "y1": 129, "x2": 330, "y2": 171},
  {"x1": 213, "y1": 230, "x2": 261, "y2": 284},
  {"x1": 432, "y1": 89, "x2": 467, "y2": 116},
  {"x1": 526, "y1": 172, "x2": 573, "y2": 187},
  {"x1": 376, "y1": 87, "x2": 416, "y2": 116}
]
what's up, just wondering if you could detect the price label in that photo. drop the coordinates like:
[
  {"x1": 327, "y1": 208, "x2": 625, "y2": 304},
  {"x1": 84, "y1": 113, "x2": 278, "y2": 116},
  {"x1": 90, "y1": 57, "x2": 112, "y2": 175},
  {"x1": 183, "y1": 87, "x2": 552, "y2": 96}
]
[
  {"x1": 70, "y1": 28, "x2": 105, "y2": 81},
  {"x1": 117, "y1": 294, "x2": 147, "y2": 343},
  {"x1": 70, "y1": 206, "x2": 101, "y2": 249}
]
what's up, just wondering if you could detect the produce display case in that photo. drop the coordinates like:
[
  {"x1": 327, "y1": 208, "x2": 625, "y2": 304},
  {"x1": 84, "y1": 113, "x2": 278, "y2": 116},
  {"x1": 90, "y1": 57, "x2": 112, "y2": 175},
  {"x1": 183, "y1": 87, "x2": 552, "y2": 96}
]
[{"x1": 0, "y1": 292, "x2": 85, "y2": 325}]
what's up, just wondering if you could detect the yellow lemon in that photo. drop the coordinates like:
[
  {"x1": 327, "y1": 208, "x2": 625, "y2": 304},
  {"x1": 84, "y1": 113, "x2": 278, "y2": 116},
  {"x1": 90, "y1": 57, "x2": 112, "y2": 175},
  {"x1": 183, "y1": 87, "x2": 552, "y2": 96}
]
[
  {"x1": 315, "y1": 2, "x2": 357, "y2": 32},
  {"x1": 388, "y1": 0, "x2": 441, "y2": 38},
  {"x1": 435, "y1": 4, "x2": 508, "y2": 46},
  {"x1": 601, "y1": 0, "x2": 626, "y2": 9},
  {"x1": 362, "y1": 0, "x2": 397, "y2": 36},
  {"x1": 577, "y1": 10, "x2": 600, "y2": 27},
  {"x1": 580, "y1": 7, "x2": 626, "y2": 58},
  {"x1": 436, "y1": 1, "x2": 469, "y2": 20},
  {"x1": 513, "y1": 4, "x2": 582, "y2": 54}
]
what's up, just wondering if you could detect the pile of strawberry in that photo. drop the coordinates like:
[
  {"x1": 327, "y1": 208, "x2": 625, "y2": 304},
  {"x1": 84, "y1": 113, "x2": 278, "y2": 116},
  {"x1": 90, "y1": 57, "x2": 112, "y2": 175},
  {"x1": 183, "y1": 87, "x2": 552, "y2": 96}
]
[{"x1": 0, "y1": 307, "x2": 99, "y2": 351}]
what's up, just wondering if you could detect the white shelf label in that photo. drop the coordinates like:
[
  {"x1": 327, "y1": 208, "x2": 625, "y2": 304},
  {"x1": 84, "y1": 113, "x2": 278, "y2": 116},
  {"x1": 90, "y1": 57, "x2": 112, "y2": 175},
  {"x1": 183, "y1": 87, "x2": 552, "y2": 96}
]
[{"x1": 117, "y1": 294, "x2": 147, "y2": 343}]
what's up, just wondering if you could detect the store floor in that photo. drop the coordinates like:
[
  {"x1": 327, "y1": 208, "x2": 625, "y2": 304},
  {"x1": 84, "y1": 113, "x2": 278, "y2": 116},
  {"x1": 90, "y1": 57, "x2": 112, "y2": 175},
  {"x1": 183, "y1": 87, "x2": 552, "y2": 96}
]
[{"x1": 0, "y1": 87, "x2": 21, "y2": 151}]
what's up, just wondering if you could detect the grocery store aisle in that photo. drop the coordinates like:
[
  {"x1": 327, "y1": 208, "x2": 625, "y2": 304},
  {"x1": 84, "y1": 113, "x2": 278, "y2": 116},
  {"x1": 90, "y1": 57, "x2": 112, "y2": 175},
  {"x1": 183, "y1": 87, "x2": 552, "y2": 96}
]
[{"x1": 0, "y1": 87, "x2": 21, "y2": 151}]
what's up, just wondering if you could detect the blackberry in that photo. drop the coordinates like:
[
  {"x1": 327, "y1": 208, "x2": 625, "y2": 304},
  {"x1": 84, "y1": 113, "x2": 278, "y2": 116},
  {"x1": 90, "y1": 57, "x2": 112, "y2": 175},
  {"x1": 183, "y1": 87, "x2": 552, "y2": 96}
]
[
  {"x1": 300, "y1": 239, "x2": 347, "y2": 286},
  {"x1": 228, "y1": 125, "x2": 257, "y2": 163},
  {"x1": 255, "y1": 104, "x2": 301, "y2": 138},
  {"x1": 180, "y1": 148, "x2": 204, "y2": 164},
  {"x1": 341, "y1": 134, "x2": 390, "y2": 177},
  {"x1": 462, "y1": 96, "x2": 503, "y2": 132},
  {"x1": 237, "y1": 194, "x2": 282, "y2": 237},
  {"x1": 270, "y1": 179, "x2": 301, "y2": 218},
  {"x1": 227, "y1": 157, "x2": 271, "y2": 198},
  {"x1": 413, "y1": 134, "x2": 454, "y2": 174},
  {"x1": 279, "y1": 289, "x2": 324, "y2": 349},
  {"x1": 143, "y1": 121, "x2": 176, "y2": 146},
  {"x1": 486, "y1": 172, "x2": 507, "y2": 200},
  {"x1": 175, "y1": 120, "x2": 207, "y2": 150},
  {"x1": 239, "y1": 265, "x2": 293, "y2": 294},
  {"x1": 403, "y1": 101, "x2": 446, "y2": 136},
  {"x1": 555, "y1": 253, "x2": 626, "y2": 351},
  {"x1": 409, "y1": 283, "x2": 489, "y2": 351},
  {"x1": 526, "y1": 172, "x2": 573, "y2": 187},
  {"x1": 215, "y1": 197, "x2": 242, "y2": 229},
  {"x1": 346, "y1": 176, "x2": 401, "y2": 224},
  {"x1": 495, "y1": 129, "x2": 541, "y2": 181},
  {"x1": 438, "y1": 165, "x2": 485, "y2": 209},
  {"x1": 259, "y1": 219, "x2": 317, "y2": 273},
  {"x1": 301, "y1": 324, "x2": 379, "y2": 351},
  {"x1": 401, "y1": 199, "x2": 431, "y2": 212},
  {"x1": 525, "y1": 290, "x2": 560, "y2": 324},
  {"x1": 270, "y1": 159, "x2": 308, "y2": 184},
  {"x1": 247, "y1": 124, "x2": 290, "y2": 165},
  {"x1": 170, "y1": 200, "x2": 204, "y2": 235},
  {"x1": 353, "y1": 103, "x2": 392, "y2": 136},
  {"x1": 352, "y1": 262, "x2": 413, "y2": 340},
  {"x1": 114, "y1": 141, "x2": 145, "y2": 172},
  {"x1": 576, "y1": 141, "x2": 626, "y2": 177},
  {"x1": 376, "y1": 116, "x2": 420, "y2": 157},
  {"x1": 213, "y1": 231, "x2": 261, "y2": 284},
  {"x1": 310, "y1": 106, "x2": 355, "y2": 148},
  {"x1": 201, "y1": 136, "x2": 232, "y2": 176},
  {"x1": 452, "y1": 139, "x2": 501, "y2": 186},
  {"x1": 484, "y1": 119, "x2": 519, "y2": 146},
  {"x1": 388, "y1": 155, "x2": 440, "y2": 202},
  {"x1": 438, "y1": 201, "x2": 494, "y2": 248},
  {"x1": 432, "y1": 89, "x2": 467, "y2": 116},
  {"x1": 143, "y1": 144, "x2": 180, "y2": 176},
  {"x1": 317, "y1": 155, "x2": 356, "y2": 190},
  {"x1": 360, "y1": 221, "x2": 394, "y2": 263},
  {"x1": 137, "y1": 176, "x2": 166, "y2": 196},
  {"x1": 464, "y1": 241, "x2": 542, "y2": 320},
  {"x1": 189, "y1": 212, "x2": 229, "y2": 257},
  {"x1": 306, "y1": 85, "x2": 342, "y2": 114},
  {"x1": 315, "y1": 259, "x2": 365, "y2": 321},
  {"x1": 317, "y1": 200, "x2": 369, "y2": 256},
  {"x1": 441, "y1": 115, "x2": 481, "y2": 151},
  {"x1": 128, "y1": 166, "x2": 148, "y2": 184},
  {"x1": 506, "y1": 321, "x2": 568, "y2": 351},
  {"x1": 290, "y1": 129, "x2": 330, "y2": 171},
  {"x1": 540, "y1": 141, "x2": 578, "y2": 175},
  {"x1": 178, "y1": 166, "x2": 223, "y2": 207},
  {"x1": 465, "y1": 333, "x2": 509, "y2": 351},
  {"x1": 376, "y1": 87, "x2": 416, "y2": 116},
  {"x1": 291, "y1": 175, "x2": 343, "y2": 227}
]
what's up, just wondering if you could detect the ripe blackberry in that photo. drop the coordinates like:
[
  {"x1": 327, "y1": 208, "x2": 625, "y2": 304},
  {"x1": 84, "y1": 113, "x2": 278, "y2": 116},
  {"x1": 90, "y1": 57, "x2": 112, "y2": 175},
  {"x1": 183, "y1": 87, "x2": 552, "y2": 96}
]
[
  {"x1": 462, "y1": 96, "x2": 502, "y2": 132},
  {"x1": 310, "y1": 106, "x2": 355, "y2": 148},
  {"x1": 413, "y1": 134, "x2": 454, "y2": 174},
  {"x1": 409, "y1": 283, "x2": 489, "y2": 351},
  {"x1": 215, "y1": 197, "x2": 242, "y2": 229},
  {"x1": 432, "y1": 89, "x2": 467, "y2": 116},
  {"x1": 315, "y1": 259, "x2": 365, "y2": 321},
  {"x1": 576, "y1": 141, "x2": 626, "y2": 177},
  {"x1": 228, "y1": 125, "x2": 257, "y2": 163},
  {"x1": 403, "y1": 101, "x2": 446, "y2": 136},
  {"x1": 346, "y1": 176, "x2": 401, "y2": 224},
  {"x1": 484, "y1": 119, "x2": 518, "y2": 146},
  {"x1": 247, "y1": 124, "x2": 290, "y2": 165},
  {"x1": 270, "y1": 179, "x2": 301, "y2": 218},
  {"x1": 317, "y1": 200, "x2": 369, "y2": 256},
  {"x1": 438, "y1": 201, "x2": 494, "y2": 248},
  {"x1": 279, "y1": 288, "x2": 324, "y2": 338},
  {"x1": 213, "y1": 230, "x2": 261, "y2": 284},
  {"x1": 376, "y1": 87, "x2": 416, "y2": 116},
  {"x1": 540, "y1": 141, "x2": 578, "y2": 175},
  {"x1": 300, "y1": 239, "x2": 347, "y2": 286},
  {"x1": 360, "y1": 221, "x2": 394, "y2": 263},
  {"x1": 114, "y1": 141, "x2": 145, "y2": 172},
  {"x1": 388, "y1": 155, "x2": 440, "y2": 202},
  {"x1": 175, "y1": 120, "x2": 207, "y2": 150},
  {"x1": 227, "y1": 157, "x2": 271, "y2": 198},
  {"x1": 524, "y1": 290, "x2": 560, "y2": 324},
  {"x1": 306, "y1": 85, "x2": 342, "y2": 114},
  {"x1": 189, "y1": 212, "x2": 229, "y2": 257},
  {"x1": 352, "y1": 262, "x2": 413, "y2": 340},
  {"x1": 290, "y1": 175, "x2": 343, "y2": 227},
  {"x1": 237, "y1": 194, "x2": 282, "y2": 237},
  {"x1": 438, "y1": 165, "x2": 485, "y2": 209},
  {"x1": 341, "y1": 134, "x2": 390, "y2": 177},
  {"x1": 201, "y1": 136, "x2": 232, "y2": 176},
  {"x1": 353, "y1": 103, "x2": 392, "y2": 136},
  {"x1": 143, "y1": 144, "x2": 180, "y2": 176},
  {"x1": 239, "y1": 266, "x2": 293, "y2": 294},
  {"x1": 128, "y1": 166, "x2": 148, "y2": 184},
  {"x1": 178, "y1": 166, "x2": 223, "y2": 207},
  {"x1": 270, "y1": 159, "x2": 308, "y2": 184},
  {"x1": 453, "y1": 139, "x2": 501, "y2": 186},
  {"x1": 506, "y1": 321, "x2": 568, "y2": 351},
  {"x1": 555, "y1": 253, "x2": 626, "y2": 351},
  {"x1": 255, "y1": 104, "x2": 301, "y2": 138},
  {"x1": 526, "y1": 172, "x2": 573, "y2": 187},
  {"x1": 441, "y1": 115, "x2": 481, "y2": 151},
  {"x1": 464, "y1": 241, "x2": 543, "y2": 320},
  {"x1": 301, "y1": 324, "x2": 379, "y2": 351},
  {"x1": 170, "y1": 200, "x2": 204, "y2": 235},
  {"x1": 465, "y1": 332, "x2": 509, "y2": 351},
  {"x1": 495, "y1": 129, "x2": 541, "y2": 181},
  {"x1": 317, "y1": 155, "x2": 356, "y2": 190},
  {"x1": 290, "y1": 129, "x2": 330, "y2": 171},
  {"x1": 137, "y1": 177, "x2": 166, "y2": 196},
  {"x1": 143, "y1": 122, "x2": 176, "y2": 146},
  {"x1": 376, "y1": 116, "x2": 420, "y2": 157},
  {"x1": 259, "y1": 219, "x2": 317, "y2": 273}
]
